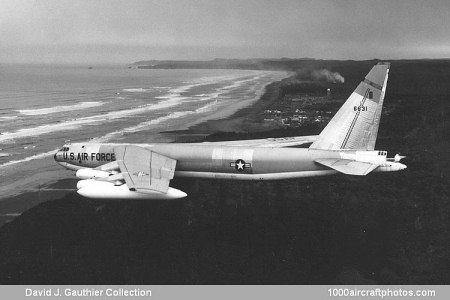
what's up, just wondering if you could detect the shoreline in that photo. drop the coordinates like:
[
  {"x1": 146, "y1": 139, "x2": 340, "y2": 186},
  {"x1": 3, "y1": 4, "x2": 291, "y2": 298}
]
[
  {"x1": 162, "y1": 80, "x2": 285, "y2": 142},
  {"x1": 0, "y1": 75, "x2": 289, "y2": 227}
]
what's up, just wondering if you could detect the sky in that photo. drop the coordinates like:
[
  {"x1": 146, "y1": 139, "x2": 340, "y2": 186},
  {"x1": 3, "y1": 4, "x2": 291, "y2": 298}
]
[{"x1": 1, "y1": 0, "x2": 449, "y2": 64}]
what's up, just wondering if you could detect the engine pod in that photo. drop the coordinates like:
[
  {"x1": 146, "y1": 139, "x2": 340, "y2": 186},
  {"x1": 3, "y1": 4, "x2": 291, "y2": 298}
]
[
  {"x1": 77, "y1": 183, "x2": 187, "y2": 200},
  {"x1": 76, "y1": 169, "x2": 111, "y2": 179}
]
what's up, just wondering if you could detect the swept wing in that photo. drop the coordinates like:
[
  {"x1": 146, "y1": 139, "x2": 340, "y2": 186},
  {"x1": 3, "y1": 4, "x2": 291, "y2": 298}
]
[
  {"x1": 202, "y1": 135, "x2": 318, "y2": 148},
  {"x1": 76, "y1": 145, "x2": 185, "y2": 199}
]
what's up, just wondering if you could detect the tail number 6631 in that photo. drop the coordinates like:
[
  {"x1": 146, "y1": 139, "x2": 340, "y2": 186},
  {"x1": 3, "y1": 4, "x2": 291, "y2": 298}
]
[{"x1": 354, "y1": 105, "x2": 368, "y2": 111}]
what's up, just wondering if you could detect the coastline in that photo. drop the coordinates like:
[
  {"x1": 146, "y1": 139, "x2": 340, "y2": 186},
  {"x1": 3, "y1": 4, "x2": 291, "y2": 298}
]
[
  {"x1": 0, "y1": 75, "x2": 289, "y2": 227},
  {"x1": 162, "y1": 79, "x2": 286, "y2": 142}
]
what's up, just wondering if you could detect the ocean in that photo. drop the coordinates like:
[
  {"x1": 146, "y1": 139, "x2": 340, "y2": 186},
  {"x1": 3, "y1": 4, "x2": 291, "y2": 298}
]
[{"x1": 0, "y1": 64, "x2": 287, "y2": 198}]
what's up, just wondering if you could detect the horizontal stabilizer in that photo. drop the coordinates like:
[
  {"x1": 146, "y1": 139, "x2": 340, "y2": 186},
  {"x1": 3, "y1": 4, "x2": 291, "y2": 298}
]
[{"x1": 315, "y1": 158, "x2": 378, "y2": 176}]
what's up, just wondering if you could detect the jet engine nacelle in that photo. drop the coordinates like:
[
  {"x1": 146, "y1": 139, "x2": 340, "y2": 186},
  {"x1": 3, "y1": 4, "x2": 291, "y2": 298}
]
[
  {"x1": 394, "y1": 154, "x2": 406, "y2": 162},
  {"x1": 374, "y1": 161, "x2": 407, "y2": 172},
  {"x1": 76, "y1": 180, "x2": 187, "y2": 200},
  {"x1": 386, "y1": 154, "x2": 406, "y2": 162},
  {"x1": 76, "y1": 169, "x2": 111, "y2": 179}
]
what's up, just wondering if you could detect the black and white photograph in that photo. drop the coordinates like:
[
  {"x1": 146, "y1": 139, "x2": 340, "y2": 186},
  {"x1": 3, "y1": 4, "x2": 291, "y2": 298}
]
[{"x1": 0, "y1": 0, "x2": 448, "y2": 292}]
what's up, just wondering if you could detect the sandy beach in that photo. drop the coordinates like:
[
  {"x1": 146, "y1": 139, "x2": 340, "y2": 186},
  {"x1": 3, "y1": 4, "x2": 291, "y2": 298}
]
[{"x1": 164, "y1": 80, "x2": 284, "y2": 140}]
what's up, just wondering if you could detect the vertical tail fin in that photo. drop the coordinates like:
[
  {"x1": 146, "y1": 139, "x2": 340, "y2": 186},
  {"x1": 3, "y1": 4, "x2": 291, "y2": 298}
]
[{"x1": 310, "y1": 62, "x2": 390, "y2": 150}]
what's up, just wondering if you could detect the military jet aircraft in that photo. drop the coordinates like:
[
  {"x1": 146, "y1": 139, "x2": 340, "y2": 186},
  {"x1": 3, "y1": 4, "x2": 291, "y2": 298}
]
[{"x1": 54, "y1": 62, "x2": 406, "y2": 200}]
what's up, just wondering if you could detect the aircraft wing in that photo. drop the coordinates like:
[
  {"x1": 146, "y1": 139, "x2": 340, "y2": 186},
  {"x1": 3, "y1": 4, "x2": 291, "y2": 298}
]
[
  {"x1": 315, "y1": 158, "x2": 378, "y2": 176},
  {"x1": 114, "y1": 145, "x2": 177, "y2": 194},
  {"x1": 202, "y1": 135, "x2": 318, "y2": 148}
]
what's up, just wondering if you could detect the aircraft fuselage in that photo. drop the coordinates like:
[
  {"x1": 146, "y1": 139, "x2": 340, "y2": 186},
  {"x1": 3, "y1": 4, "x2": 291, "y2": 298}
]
[
  {"x1": 54, "y1": 142, "x2": 405, "y2": 181},
  {"x1": 55, "y1": 143, "x2": 339, "y2": 180}
]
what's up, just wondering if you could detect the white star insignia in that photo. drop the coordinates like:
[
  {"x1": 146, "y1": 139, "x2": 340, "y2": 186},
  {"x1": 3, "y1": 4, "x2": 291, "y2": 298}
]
[
  {"x1": 135, "y1": 171, "x2": 148, "y2": 177},
  {"x1": 230, "y1": 159, "x2": 250, "y2": 172}
]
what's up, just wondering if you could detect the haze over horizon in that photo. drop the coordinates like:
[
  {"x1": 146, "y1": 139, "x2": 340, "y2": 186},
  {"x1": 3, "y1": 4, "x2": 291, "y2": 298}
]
[{"x1": 1, "y1": 0, "x2": 449, "y2": 65}]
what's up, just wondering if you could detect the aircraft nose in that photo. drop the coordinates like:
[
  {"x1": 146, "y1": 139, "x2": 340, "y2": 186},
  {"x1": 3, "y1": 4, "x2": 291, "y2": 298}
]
[{"x1": 54, "y1": 151, "x2": 61, "y2": 161}]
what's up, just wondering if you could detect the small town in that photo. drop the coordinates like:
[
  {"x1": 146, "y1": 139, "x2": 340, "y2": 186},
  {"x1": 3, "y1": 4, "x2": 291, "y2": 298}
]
[{"x1": 263, "y1": 88, "x2": 335, "y2": 127}]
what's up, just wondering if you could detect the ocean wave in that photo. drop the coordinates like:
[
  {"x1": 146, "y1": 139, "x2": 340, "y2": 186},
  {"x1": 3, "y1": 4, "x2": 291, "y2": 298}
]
[
  {"x1": 194, "y1": 100, "x2": 218, "y2": 113},
  {"x1": 166, "y1": 74, "x2": 246, "y2": 95},
  {"x1": 122, "y1": 86, "x2": 171, "y2": 92},
  {"x1": 182, "y1": 93, "x2": 220, "y2": 103},
  {"x1": 92, "y1": 111, "x2": 194, "y2": 142},
  {"x1": 90, "y1": 74, "x2": 275, "y2": 142},
  {"x1": 0, "y1": 149, "x2": 56, "y2": 169},
  {"x1": 122, "y1": 88, "x2": 152, "y2": 92},
  {"x1": 154, "y1": 74, "x2": 256, "y2": 104},
  {"x1": 0, "y1": 71, "x2": 284, "y2": 144},
  {"x1": 92, "y1": 98, "x2": 221, "y2": 142},
  {"x1": 217, "y1": 75, "x2": 266, "y2": 93},
  {"x1": 0, "y1": 213, "x2": 21, "y2": 217},
  {"x1": 4, "y1": 77, "x2": 221, "y2": 143},
  {"x1": 18, "y1": 102, "x2": 105, "y2": 116},
  {"x1": 151, "y1": 78, "x2": 225, "y2": 103},
  {"x1": 0, "y1": 116, "x2": 18, "y2": 121},
  {"x1": 0, "y1": 95, "x2": 185, "y2": 143}
]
